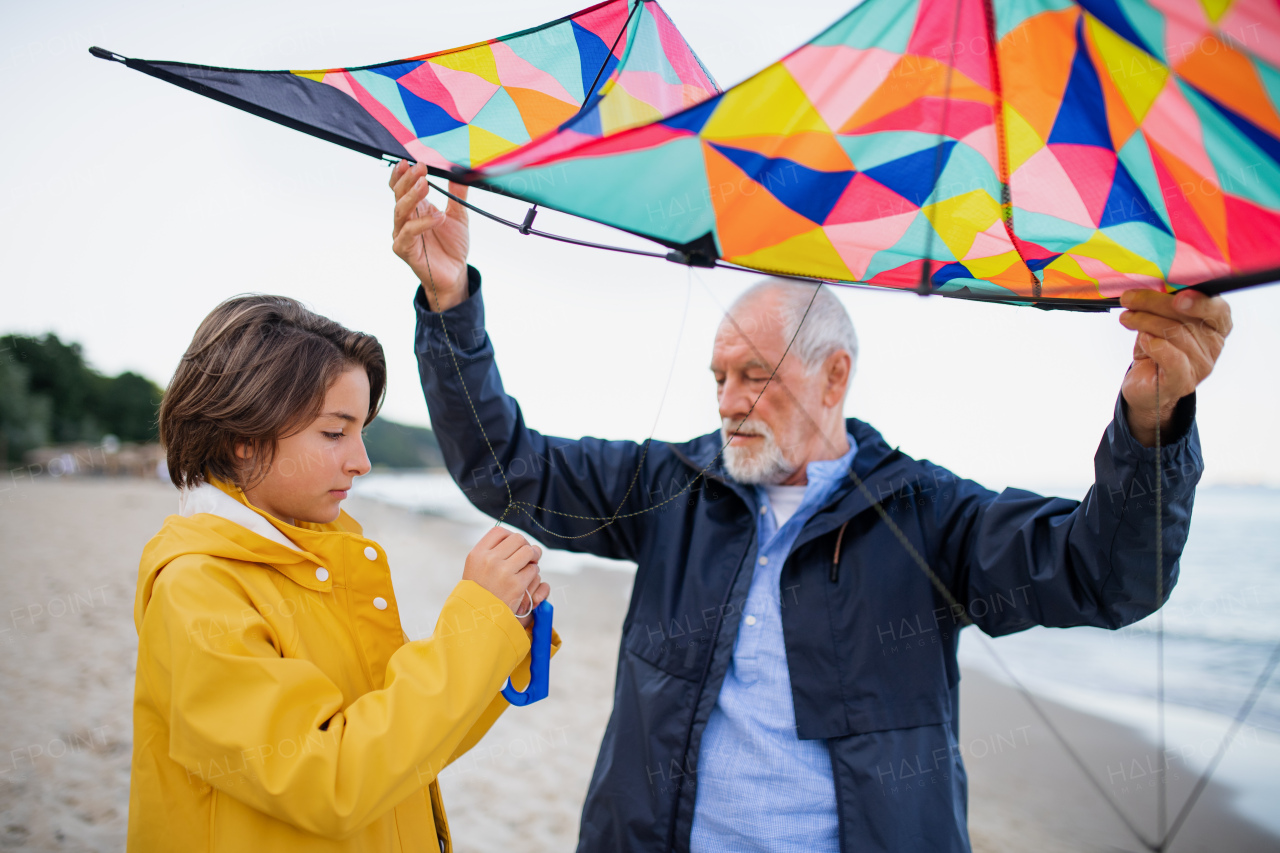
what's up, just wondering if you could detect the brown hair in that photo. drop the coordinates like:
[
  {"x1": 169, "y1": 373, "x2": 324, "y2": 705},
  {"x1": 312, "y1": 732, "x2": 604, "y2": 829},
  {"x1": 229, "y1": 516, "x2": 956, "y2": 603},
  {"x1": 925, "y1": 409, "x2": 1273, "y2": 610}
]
[{"x1": 160, "y1": 295, "x2": 386, "y2": 490}]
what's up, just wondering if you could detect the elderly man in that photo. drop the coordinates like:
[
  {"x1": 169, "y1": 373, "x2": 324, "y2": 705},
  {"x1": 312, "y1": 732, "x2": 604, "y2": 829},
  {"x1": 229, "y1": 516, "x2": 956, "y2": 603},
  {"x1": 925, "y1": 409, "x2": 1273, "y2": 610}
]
[{"x1": 389, "y1": 164, "x2": 1230, "y2": 853}]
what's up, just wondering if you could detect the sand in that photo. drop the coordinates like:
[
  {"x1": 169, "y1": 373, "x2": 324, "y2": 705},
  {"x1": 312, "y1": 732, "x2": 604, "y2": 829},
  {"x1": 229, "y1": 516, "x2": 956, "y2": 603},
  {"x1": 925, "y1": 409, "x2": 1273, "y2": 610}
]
[{"x1": 1, "y1": 478, "x2": 1275, "y2": 852}]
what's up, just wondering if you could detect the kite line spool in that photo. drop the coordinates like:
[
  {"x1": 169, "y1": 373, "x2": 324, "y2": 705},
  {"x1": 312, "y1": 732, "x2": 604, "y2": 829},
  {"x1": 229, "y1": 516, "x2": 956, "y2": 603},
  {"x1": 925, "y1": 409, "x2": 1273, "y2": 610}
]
[{"x1": 501, "y1": 600, "x2": 554, "y2": 706}]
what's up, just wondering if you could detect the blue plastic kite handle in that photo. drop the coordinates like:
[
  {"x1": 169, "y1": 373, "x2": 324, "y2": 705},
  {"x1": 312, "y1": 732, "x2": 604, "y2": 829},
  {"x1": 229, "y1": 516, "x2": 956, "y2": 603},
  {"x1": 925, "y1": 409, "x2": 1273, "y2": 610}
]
[{"x1": 501, "y1": 600, "x2": 553, "y2": 706}]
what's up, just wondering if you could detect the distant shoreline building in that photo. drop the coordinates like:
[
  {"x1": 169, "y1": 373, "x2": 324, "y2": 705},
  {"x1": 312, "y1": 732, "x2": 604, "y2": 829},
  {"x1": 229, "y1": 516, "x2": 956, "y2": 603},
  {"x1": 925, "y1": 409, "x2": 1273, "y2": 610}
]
[{"x1": 23, "y1": 439, "x2": 166, "y2": 479}]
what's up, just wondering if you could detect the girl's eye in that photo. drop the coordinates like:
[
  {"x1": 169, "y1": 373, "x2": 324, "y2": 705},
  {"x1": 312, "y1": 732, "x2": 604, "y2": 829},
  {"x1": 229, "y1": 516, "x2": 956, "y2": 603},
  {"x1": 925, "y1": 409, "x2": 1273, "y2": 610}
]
[{"x1": 322, "y1": 431, "x2": 344, "y2": 440}]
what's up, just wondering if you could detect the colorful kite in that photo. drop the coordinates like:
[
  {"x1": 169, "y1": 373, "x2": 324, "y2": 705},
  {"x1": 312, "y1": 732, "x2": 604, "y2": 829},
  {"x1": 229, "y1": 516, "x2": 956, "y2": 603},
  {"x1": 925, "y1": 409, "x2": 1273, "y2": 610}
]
[
  {"x1": 476, "y1": 0, "x2": 1280, "y2": 305},
  {"x1": 93, "y1": 0, "x2": 1280, "y2": 307},
  {"x1": 90, "y1": 0, "x2": 717, "y2": 172}
]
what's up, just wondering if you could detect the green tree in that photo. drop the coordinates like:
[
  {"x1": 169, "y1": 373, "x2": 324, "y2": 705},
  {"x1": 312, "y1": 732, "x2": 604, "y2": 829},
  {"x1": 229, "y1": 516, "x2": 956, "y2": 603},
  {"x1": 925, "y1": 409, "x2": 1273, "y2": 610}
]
[
  {"x1": 363, "y1": 418, "x2": 444, "y2": 469},
  {"x1": 0, "y1": 353, "x2": 52, "y2": 463},
  {"x1": 100, "y1": 371, "x2": 163, "y2": 442},
  {"x1": 0, "y1": 334, "x2": 163, "y2": 462},
  {"x1": 0, "y1": 332, "x2": 439, "y2": 468},
  {"x1": 3, "y1": 333, "x2": 101, "y2": 442}
]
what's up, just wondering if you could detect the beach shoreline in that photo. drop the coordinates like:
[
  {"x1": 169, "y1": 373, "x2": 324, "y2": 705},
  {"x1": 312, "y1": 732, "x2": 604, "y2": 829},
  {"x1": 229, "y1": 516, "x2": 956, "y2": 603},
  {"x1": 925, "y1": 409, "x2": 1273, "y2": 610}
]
[{"x1": 1, "y1": 478, "x2": 1275, "y2": 852}]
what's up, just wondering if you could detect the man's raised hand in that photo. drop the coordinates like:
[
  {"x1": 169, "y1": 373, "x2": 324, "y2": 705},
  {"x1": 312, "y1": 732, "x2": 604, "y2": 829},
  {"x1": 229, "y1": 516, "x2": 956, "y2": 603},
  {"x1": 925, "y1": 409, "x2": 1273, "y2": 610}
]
[
  {"x1": 1118, "y1": 288, "x2": 1232, "y2": 447},
  {"x1": 390, "y1": 161, "x2": 472, "y2": 312}
]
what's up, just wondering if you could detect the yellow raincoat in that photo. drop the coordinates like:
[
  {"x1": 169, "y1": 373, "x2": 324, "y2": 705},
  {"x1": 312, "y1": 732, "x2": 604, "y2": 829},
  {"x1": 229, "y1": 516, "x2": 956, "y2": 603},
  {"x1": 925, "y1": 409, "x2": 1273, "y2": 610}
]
[{"x1": 128, "y1": 479, "x2": 558, "y2": 851}]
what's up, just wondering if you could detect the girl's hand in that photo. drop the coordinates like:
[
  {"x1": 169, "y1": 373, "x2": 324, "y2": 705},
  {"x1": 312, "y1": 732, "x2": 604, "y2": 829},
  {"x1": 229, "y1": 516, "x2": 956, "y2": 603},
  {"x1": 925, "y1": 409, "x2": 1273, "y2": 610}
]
[
  {"x1": 519, "y1": 579, "x2": 552, "y2": 630},
  {"x1": 390, "y1": 161, "x2": 471, "y2": 312},
  {"x1": 463, "y1": 527, "x2": 547, "y2": 626}
]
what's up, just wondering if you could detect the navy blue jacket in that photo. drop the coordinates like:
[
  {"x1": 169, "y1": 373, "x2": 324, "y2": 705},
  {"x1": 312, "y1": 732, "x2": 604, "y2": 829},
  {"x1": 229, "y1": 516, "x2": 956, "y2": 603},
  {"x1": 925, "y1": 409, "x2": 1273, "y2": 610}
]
[{"x1": 414, "y1": 269, "x2": 1202, "y2": 853}]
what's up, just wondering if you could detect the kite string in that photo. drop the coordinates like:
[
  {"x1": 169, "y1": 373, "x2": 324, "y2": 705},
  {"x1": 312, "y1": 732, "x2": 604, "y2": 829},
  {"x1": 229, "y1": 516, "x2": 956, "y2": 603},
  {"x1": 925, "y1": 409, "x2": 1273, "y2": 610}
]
[
  {"x1": 504, "y1": 281, "x2": 822, "y2": 540},
  {"x1": 415, "y1": 203, "x2": 821, "y2": 538},
  {"x1": 1161, "y1": 639, "x2": 1280, "y2": 848},
  {"x1": 417, "y1": 169, "x2": 1199, "y2": 849},
  {"x1": 1144, "y1": 358, "x2": 1278, "y2": 851},
  {"x1": 418, "y1": 239, "x2": 516, "y2": 525},
  {"x1": 415, "y1": 187, "x2": 683, "y2": 532},
  {"x1": 830, "y1": 443, "x2": 1161, "y2": 851},
  {"x1": 689, "y1": 266, "x2": 1162, "y2": 850},
  {"x1": 1155, "y1": 370, "x2": 1166, "y2": 849},
  {"x1": 414, "y1": 172, "x2": 1134, "y2": 310},
  {"x1": 1136, "y1": 353, "x2": 1280, "y2": 850},
  {"x1": 599, "y1": 266, "x2": 694, "y2": 523}
]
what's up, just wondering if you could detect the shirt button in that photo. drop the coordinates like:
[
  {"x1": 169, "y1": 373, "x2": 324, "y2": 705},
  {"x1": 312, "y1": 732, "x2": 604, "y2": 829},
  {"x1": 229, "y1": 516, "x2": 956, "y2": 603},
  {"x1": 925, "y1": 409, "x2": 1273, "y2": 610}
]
[
  {"x1": 363, "y1": 546, "x2": 378, "y2": 561},
  {"x1": 372, "y1": 597, "x2": 388, "y2": 611},
  {"x1": 745, "y1": 615, "x2": 758, "y2": 626},
  {"x1": 759, "y1": 505, "x2": 767, "y2": 515},
  {"x1": 758, "y1": 556, "x2": 768, "y2": 566},
  {"x1": 315, "y1": 567, "x2": 329, "y2": 582}
]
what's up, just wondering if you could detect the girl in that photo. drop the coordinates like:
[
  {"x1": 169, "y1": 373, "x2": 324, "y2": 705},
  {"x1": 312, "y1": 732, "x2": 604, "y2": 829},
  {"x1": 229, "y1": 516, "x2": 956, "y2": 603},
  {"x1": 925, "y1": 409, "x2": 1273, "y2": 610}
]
[{"x1": 128, "y1": 295, "x2": 554, "y2": 851}]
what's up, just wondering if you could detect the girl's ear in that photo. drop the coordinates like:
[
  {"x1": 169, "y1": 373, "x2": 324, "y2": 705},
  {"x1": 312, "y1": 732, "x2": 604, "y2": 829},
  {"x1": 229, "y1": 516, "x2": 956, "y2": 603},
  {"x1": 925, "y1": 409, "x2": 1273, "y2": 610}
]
[{"x1": 234, "y1": 441, "x2": 251, "y2": 460}]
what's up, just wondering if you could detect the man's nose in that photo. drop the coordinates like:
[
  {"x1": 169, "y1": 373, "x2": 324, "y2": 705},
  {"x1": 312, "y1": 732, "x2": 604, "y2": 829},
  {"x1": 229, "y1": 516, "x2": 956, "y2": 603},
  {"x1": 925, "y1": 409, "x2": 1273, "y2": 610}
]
[{"x1": 718, "y1": 375, "x2": 754, "y2": 420}]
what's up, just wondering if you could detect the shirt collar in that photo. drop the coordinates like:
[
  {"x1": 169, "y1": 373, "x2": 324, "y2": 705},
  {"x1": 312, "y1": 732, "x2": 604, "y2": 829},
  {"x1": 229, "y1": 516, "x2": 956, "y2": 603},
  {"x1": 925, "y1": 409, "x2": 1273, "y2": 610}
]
[
  {"x1": 755, "y1": 434, "x2": 859, "y2": 535},
  {"x1": 803, "y1": 433, "x2": 859, "y2": 487}
]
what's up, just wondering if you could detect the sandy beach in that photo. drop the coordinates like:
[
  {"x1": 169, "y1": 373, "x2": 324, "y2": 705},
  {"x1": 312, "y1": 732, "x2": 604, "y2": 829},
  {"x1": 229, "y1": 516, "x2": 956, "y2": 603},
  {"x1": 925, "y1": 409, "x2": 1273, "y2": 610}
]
[{"x1": 1, "y1": 478, "x2": 1275, "y2": 852}]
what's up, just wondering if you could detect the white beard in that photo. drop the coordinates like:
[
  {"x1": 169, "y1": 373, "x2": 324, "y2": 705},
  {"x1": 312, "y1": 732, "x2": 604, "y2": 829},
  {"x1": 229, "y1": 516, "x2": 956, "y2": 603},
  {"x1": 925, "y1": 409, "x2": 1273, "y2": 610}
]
[{"x1": 721, "y1": 418, "x2": 795, "y2": 485}]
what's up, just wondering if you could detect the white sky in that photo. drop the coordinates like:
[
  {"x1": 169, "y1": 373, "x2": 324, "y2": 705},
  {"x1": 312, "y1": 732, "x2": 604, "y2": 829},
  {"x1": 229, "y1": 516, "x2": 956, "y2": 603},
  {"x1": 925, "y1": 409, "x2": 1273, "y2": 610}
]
[{"x1": 2, "y1": 0, "x2": 1277, "y2": 490}]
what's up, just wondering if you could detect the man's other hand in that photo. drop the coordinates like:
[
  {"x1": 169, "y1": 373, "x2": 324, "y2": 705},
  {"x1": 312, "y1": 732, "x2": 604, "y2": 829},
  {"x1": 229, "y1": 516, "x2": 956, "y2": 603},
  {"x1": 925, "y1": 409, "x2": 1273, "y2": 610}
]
[
  {"x1": 390, "y1": 161, "x2": 471, "y2": 312},
  {"x1": 1118, "y1": 288, "x2": 1232, "y2": 447}
]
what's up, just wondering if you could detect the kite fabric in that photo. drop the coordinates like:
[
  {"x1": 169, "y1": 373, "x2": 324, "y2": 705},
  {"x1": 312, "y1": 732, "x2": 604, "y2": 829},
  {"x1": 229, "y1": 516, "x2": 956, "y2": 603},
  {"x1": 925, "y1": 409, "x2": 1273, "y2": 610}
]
[
  {"x1": 93, "y1": 0, "x2": 1280, "y2": 307},
  {"x1": 92, "y1": 0, "x2": 718, "y2": 173},
  {"x1": 475, "y1": 0, "x2": 1280, "y2": 306}
]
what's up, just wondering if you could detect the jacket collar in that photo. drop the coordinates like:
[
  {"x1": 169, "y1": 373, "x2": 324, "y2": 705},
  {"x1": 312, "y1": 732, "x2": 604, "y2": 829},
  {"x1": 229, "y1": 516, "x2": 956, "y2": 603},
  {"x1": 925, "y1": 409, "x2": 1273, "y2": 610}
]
[
  {"x1": 669, "y1": 417, "x2": 899, "y2": 489},
  {"x1": 177, "y1": 479, "x2": 371, "y2": 592},
  {"x1": 668, "y1": 418, "x2": 906, "y2": 542},
  {"x1": 178, "y1": 480, "x2": 303, "y2": 552}
]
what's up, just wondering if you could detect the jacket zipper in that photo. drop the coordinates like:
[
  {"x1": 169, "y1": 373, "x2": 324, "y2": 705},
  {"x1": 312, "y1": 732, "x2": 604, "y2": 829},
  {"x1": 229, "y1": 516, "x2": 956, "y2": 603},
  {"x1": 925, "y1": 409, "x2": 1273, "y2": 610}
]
[{"x1": 830, "y1": 519, "x2": 851, "y2": 583}]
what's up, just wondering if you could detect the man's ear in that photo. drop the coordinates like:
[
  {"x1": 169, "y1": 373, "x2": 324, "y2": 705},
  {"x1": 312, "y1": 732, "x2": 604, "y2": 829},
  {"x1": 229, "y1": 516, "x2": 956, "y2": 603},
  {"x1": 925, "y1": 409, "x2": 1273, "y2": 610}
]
[{"x1": 823, "y1": 351, "x2": 852, "y2": 408}]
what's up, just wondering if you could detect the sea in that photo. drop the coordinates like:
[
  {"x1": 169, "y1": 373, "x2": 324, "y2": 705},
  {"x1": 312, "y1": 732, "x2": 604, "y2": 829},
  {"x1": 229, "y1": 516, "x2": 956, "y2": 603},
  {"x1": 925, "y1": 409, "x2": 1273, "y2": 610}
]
[{"x1": 353, "y1": 472, "x2": 1280, "y2": 835}]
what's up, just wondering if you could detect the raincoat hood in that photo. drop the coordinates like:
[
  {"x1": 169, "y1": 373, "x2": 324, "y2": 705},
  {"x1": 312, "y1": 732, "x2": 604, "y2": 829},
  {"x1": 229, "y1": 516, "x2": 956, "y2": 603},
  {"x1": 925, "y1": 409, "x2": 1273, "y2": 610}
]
[{"x1": 135, "y1": 479, "x2": 355, "y2": 633}]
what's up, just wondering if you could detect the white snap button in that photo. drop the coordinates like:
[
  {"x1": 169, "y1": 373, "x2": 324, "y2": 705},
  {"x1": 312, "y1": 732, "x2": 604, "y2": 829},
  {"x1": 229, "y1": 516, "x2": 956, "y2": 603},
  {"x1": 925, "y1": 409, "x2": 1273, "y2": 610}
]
[
  {"x1": 363, "y1": 546, "x2": 378, "y2": 561},
  {"x1": 758, "y1": 556, "x2": 768, "y2": 566},
  {"x1": 745, "y1": 615, "x2": 757, "y2": 626},
  {"x1": 315, "y1": 567, "x2": 329, "y2": 582},
  {"x1": 759, "y1": 505, "x2": 767, "y2": 515},
  {"x1": 373, "y1": 597, "x2": 387, "y2": 611}
]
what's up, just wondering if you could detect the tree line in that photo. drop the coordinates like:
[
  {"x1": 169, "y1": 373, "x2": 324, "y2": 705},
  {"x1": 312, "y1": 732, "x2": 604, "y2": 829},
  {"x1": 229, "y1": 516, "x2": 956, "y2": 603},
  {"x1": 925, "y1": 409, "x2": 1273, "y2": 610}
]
[
  {"x1": 1, "y1": 333, "x2": 444, "y2": 469},
  {"x1": 1, "y1": 334, "x2": 162, "y2": 464}
]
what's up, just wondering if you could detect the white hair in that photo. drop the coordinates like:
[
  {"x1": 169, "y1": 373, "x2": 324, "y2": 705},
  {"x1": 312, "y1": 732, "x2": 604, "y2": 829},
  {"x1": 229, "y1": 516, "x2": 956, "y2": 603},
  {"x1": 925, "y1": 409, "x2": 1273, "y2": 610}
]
[
  {"x1": 721, "y1": 417, "x2": 793, "y2": 484},
  {"x1": 728, "y1": 278, "x2": 858, "y2": 377}
]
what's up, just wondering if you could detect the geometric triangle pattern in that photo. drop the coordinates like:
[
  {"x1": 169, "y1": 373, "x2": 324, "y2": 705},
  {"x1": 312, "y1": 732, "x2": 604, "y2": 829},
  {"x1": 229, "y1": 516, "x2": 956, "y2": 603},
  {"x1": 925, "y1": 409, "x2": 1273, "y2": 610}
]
[
  {"x1": 103, "y1": 0, "x2": 1280, "y2": 305},
  {"x1": 324, "y1": 0, "x2": 718, "y2": 170},
  {"x1": 117, "y1": 0, "x2": 718, "y2": 172},
  {"x1": 479, "y1": 0, "x2": 1280, "y2": 304}
]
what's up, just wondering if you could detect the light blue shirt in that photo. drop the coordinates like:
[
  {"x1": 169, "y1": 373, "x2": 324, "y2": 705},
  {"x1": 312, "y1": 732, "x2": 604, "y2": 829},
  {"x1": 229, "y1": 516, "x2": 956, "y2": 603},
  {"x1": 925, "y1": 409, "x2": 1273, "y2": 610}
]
[{"x1": 690, "y1": 436, "x2": 858, "y2": 853}]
